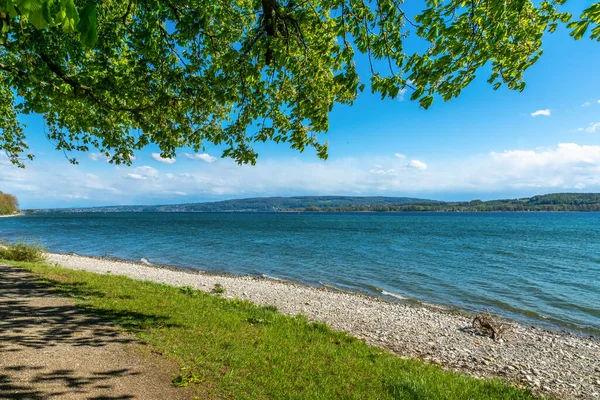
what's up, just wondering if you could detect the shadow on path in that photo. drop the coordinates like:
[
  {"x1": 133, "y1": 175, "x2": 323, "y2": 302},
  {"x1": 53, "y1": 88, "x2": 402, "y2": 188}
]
[
  {"x1": 0, "y1": 264, "x2": 189, "y2": 399},
  {"x1": 0, "y1": 367, "x2": 138, "y2": 399}
]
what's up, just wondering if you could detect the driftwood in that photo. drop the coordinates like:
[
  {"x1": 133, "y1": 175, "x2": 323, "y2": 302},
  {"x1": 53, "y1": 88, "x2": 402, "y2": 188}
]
[{"x1": 472, "y1": 312, "x2": 508, "y2": 340}]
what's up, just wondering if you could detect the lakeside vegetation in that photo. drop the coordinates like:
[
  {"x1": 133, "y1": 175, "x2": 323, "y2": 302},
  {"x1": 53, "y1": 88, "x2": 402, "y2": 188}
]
[
  {"x1": 0, "y1": 192, "x2": 18, "y2": 215},
  {"x1": 0, "y1": 241, "x2": 45, "y2": 262},
  {"x1": 1, "y1": 258, "x2": 539, "y2": 400}
]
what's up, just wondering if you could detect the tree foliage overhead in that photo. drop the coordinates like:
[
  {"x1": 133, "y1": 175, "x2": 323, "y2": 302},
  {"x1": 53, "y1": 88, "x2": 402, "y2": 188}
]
[{"x1": 0, "y1": 0, "x2": 597, "y2": 167}]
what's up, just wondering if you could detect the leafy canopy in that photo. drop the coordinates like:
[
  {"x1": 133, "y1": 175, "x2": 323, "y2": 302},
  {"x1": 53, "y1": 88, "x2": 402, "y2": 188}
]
[{"x1": 0, "y1": 0, "x2": 597, "y2": 167}]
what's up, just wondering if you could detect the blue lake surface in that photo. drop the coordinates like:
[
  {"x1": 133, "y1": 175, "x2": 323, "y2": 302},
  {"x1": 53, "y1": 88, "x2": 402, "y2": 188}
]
[{"x1": 1, "y1": 212, "x2": 599, "y2": 333}]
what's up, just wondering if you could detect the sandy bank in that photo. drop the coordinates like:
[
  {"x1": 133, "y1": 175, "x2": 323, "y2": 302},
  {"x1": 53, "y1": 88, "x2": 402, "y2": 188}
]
[{"x1": 45, "y1": 252, "x2": 600, "y2": 399}]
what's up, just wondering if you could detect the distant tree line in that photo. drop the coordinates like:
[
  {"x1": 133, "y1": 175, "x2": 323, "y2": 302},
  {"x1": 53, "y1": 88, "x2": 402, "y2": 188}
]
[
  {"x1": 31, "y1": 193, "x2": 600, "y2": 214},
  {"x1": 302, "y1": 194, "x2": 600, "y2": 212},
  {"x1": 0, "y1": 192, "x2": 19, "y2": 215}
]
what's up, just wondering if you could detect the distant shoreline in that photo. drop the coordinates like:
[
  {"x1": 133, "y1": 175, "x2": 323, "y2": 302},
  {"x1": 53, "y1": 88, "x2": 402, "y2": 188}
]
[
  {"x1": 0, "y1": 212, "x2": 24, "y2": 218},
  {"x1": 42, "y1": 251, "x2": 600, "y2": 400},
  {"x1": 24, "y1": 209, "x2": 600, "y2": 214},
  {"x1": 19, "y1": 193, "x2": 600, "y2": 213}
]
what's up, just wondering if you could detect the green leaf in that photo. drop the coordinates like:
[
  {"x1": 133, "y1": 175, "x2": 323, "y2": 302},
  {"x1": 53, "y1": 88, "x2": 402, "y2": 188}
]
[
  {"x1": 1, "y1": 1, "x2": 18, "y2": 15},
  {"x1": 569, "y1": 20, "x2": 590, "y2": 40},
  {"x1": 419, "y1": 95, "x2": 434, "y2": 109},
  {"x1": 20, "y1": 0, "x2": 43, "y2": 12},
  {"x1": 410, "y1": 88, "x2": 424, "y2": 101},
  {"x1": 28, "y1": 9, "x2": 47, "y2": 28},
  {"x1": 77, "y1": 3, "x2": 97, "y2": 47},
  {"x1": 60, "y1": 0, "x2": 79, "y2": 32},
  {"x1": 42, "y1": 0, "x2": 53, "y2": 24}
]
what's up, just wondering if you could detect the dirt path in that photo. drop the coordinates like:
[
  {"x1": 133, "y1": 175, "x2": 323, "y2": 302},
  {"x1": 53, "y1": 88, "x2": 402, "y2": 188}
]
[{"x1": 0, "y1": 264, "x2": 191, "y2": 400}]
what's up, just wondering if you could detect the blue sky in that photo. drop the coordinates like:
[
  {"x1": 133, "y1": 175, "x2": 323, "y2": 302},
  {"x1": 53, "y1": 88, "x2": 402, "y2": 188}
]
[{"x1": 2, "y1": 6, "x2": 600, "y2": 209}]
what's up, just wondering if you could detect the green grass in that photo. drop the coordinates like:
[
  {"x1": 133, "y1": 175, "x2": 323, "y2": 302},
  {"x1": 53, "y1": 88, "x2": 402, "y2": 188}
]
[{"x1": 4, "y1": 260, "x2": 541, "y2": 400}]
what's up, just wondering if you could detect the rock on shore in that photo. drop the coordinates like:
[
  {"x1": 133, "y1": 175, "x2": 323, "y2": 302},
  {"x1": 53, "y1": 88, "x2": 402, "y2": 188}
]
[{"x1": 46, "y1": 253, "x2": 600, "y2": 400}]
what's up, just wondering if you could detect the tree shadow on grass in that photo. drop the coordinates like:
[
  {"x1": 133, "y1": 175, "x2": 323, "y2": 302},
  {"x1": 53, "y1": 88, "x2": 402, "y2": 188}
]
[{"x1": 0, "y1": 264, "x2": 177, "y2": 353}]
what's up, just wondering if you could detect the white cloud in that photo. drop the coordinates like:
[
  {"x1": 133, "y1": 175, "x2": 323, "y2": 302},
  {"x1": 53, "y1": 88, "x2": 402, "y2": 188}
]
[
  {"x1": 530, "y1": 109, "x2": 551, "y2": 117},
  {"x1": 481, "y1": 143, "x2": 600, "y2": 190},
  {"x1": 407, "y1": 160, "x2": 428, "y2": 171},
  {"x1": 88, "y1": 153, "x2": 109, "y2": 162},
  {"x1": 182, "y1": 153, "x2": 217, "y2": 163},
  {"x1": 137, "y1": 166, "x2": 158, "y2": 174},
  {"x1": 369, "y1": 168, "x2": 398, "y2": 176},
  {"x1": 396, "y1": 80, "x2": 414, "y2": 101},
  {"x1": 151, "y1": 153, "x2": 176, "y2": 164},
  {"x1": 397, "y1": 88, "x2": 408, "y2": 101},
  {"x1": 125, "y1": 166, "x2": 159, "y2": 181},
  {"x1": 126, "y1": 173, "x2": 146, "y2": 180},
  {"x1": 5, "y1": 143, "x2": 600, "y2": 208},
  {"x1": 581, "y1": 122, "x2": 600, "y2": 133},
  {"x1": 490, "y1": 143, "x2": 600, "y2": 168},
  {"x1": 88, "y1": 152, "x2": 135, "y2": 162},
  {"x1": 0, "y1": 162, "x2": 122, "y2": 207},
  {"x1": 394, "y1": 153, "x2": 406, "y2": 159},
  {"x1": 0, "y1": 151, "x2": 11, "y2": 166},
  {"x1": 582, "y1": 102, "x2": 592, "y2": 108},
  {"x1": 63, "y1": 193, "x2": 90, "y2": 200}
]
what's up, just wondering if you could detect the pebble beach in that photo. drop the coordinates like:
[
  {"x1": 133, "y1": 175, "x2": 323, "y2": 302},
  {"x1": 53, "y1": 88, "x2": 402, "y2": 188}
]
[{"x1": 45, "y1": 252, "x2": 600, "y2": 400}]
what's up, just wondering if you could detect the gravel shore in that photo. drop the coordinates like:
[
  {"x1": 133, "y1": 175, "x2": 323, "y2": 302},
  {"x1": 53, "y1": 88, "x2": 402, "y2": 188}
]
[{"x1": 46, "y1": 252, "x2": 600, "y2": 399}]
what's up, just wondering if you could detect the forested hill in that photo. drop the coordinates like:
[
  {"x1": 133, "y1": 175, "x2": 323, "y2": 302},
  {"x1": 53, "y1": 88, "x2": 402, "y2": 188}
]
[
  {"x1": 33, "y1": 193, "x2": 600, "y2": 213},
  {"x1": 49, "y1": 196, "x2": 433, "y2": 213},
  {"x1": 309, "y1": 193, "x2": 600, "y2": 212},
  {"x1": 0, "y1": 192, "x2": 19, "y2": 215}
]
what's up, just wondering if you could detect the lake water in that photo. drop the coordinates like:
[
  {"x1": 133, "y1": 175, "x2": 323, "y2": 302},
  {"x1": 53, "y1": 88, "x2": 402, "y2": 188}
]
[{"x1": 1, "y1": 212, "x2": 599, "y2": 334}]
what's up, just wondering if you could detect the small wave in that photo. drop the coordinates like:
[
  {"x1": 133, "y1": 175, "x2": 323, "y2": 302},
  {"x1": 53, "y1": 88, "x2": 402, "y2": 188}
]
[
  {"x1": 261, "y1": 274, "x2": 284, "y2": 282},
  {"x1": 319, "y1": 282, "x2": 353, "y2": 293},
  {"x1": 493, "y1": 249, "x2": 516, "y2": 257},
  {"x1": 362, "y1": 284, "x2": 384, "y2": 293},
  {"x1": 140, "y1": 258, "x2": 152, "y2": 265},
  {"x1": 381, "y1": 290, "x2": 407, "y2": 300}
]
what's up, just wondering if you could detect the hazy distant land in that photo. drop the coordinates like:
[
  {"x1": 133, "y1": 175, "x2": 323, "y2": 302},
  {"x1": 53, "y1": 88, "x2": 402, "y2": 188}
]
[{"x1": 28, "y1": 193, "x2": 600, "y2": 213}]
